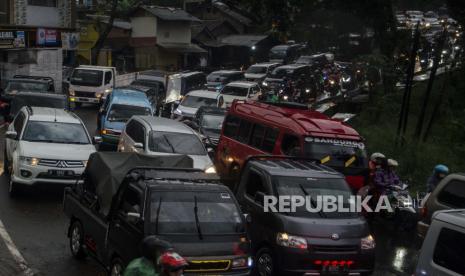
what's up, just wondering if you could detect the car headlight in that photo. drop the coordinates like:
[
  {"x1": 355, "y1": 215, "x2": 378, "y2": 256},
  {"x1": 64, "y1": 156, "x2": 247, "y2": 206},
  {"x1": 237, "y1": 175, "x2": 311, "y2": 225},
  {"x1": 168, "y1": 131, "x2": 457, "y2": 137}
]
[
  {"x1": 262, "y1": 81, "x2": 268, "y2": 86},
  {"x1": 361, "y1": 234, "x2": 376, "y2": 250},
  {"x1": 175, "y1": 108, "x2": 183, "y2": 115},
  {"x1": 19, "y1": 156, "x2": 39, "y2": 166},
  {"x1": 305, "y1": 88, "x2": 310, "y2": 93},
  {"x1": 82, "y1": 160, "x2": 88, "y2": 167},
  {"x1": 96, "y1": 92, "x2": 103, "y2": 99},
  {"x1": 283, "y1": 95, "x2": 289, "y2": 100},
  {"x1": 69, "y1": 89, "x2": 75, "y2": 96},
  {"x1": 232, "y1": 257, "x2": 252, "y2": 268},
  {"x1": 276, "y1": 233, "x2": 307, "y2": 249},
  {"x1": 104, "y1": 88, "x2": 112, "y2": 94},
  {"x1": 205, "y1": 166, "x2": 216, "y2": 174},
  {"x1": 329, "y1": 79, "x2": 336, "y2": 85}
]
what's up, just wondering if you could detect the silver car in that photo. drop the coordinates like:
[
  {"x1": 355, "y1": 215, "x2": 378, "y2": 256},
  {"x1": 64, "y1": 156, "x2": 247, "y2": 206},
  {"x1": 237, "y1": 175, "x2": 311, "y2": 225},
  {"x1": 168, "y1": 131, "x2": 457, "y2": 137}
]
[{"x1": 117, "y1": 116, "x2": 216, "y2": 173}]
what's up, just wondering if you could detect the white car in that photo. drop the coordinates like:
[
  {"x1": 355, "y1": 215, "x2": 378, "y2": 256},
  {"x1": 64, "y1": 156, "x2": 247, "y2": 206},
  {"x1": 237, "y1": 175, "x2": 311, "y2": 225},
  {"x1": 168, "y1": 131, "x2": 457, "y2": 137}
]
[
  {"x1": 217, "y1": 81, "x2": 261, "y2": 108},
  {"x1": 4, "y1": 107, "x2": 97, "y2": 195},
  {"x1": 172, "y1": 90, "x2": 219, "y2": 119},
  {"x1": 117, "y1": 116, "x2": 215, "y2": 173},
  {"x1": 244, "y1": 62, "x2": 280, "y2": 83}
]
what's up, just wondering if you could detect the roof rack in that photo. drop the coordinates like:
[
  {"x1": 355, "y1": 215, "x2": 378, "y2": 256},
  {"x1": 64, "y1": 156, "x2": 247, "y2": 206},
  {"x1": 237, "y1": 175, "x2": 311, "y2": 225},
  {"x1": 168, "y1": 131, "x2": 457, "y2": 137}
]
[{"x1": 13, "y1": 75, "x2": 54, "y2": 83}]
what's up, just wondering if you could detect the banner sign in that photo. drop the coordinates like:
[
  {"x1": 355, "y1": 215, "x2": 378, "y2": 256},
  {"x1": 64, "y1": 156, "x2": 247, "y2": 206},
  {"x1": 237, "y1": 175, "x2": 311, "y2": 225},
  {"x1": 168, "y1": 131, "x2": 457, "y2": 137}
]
[
  {"x1": 0, "y1": 31, "x2": 26, "y2": 49},
  {"x1": 37, "y1": 28, "x2": 58, "y2": 46},
  {"x1": 61, "y1": 32, "x2": 80, "y2": 50}
]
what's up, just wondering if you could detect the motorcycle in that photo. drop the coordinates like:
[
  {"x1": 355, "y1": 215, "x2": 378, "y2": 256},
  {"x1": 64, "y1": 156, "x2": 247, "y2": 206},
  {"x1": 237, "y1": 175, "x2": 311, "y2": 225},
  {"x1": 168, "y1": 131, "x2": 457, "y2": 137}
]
[{"x1": 384, "y1": 183, "x2": 418, "y2": 230}]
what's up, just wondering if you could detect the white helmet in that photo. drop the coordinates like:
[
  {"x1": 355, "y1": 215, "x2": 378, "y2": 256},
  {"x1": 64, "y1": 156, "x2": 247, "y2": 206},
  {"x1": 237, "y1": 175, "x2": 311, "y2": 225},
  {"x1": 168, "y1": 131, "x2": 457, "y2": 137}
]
[
  {"x1": 388, "y1": 159, "x2": 399, "y2": 167},
  {"x1": 370, "y1": 152, "x2": 385, "y2": 162}
]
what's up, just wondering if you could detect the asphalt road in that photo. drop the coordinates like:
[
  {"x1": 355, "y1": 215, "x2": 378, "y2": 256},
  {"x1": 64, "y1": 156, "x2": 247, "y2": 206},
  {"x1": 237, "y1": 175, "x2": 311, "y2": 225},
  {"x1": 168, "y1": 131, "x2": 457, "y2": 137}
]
[{"x1": 0, "y1": 105, "x2": 422, "y2": 276}]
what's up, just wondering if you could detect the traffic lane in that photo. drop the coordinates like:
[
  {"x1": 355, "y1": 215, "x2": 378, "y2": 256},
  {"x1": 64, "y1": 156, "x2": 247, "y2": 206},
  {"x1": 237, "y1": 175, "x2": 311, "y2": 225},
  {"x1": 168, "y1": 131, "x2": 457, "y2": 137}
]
[
  {"x1": 0, "y1": 234, "x2": 22, "y2": 276},
  {"x1": 0, "y1": 106, "x2": 104, "y2": 276},
  {"x1": 74, "y1": 104, "x2": 99, "y2": 136},
  {"x1": 371, "y1": 218, "x2": 422, "y2": 275}
]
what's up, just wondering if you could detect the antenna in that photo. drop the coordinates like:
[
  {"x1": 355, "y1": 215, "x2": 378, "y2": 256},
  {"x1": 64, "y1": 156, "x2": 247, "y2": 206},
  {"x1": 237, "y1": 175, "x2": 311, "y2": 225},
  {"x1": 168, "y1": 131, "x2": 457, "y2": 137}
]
[{"x1": 54, "y1": 109, "x2": 57, "y2": 122}]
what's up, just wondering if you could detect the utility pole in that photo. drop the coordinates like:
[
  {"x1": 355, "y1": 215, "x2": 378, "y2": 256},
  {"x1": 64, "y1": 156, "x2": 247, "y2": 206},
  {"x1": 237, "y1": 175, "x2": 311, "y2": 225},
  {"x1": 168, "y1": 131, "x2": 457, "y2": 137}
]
[
  {"x1": 396, "y1": 24, "x2": 420, "y2": 146},
  {"x1": 413, "y1": 29, "x2": 447, "y2": 140}
]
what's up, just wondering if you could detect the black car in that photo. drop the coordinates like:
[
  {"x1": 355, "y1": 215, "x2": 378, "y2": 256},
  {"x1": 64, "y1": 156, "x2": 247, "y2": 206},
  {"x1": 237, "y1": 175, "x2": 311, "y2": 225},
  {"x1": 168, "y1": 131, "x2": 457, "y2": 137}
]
[
  {"x1": 64, "y1": 152, "x2": 251, "y2": 276},
  {"x1": 262, "y1": 64, "x2": 312, "y2": 93},
  {"x1": 1, "y1": 75, "x2": 55, "y2": 102},
  {"x1": 7, "y1": 92, "x2": 68, "y2": 122},
  {"x1": 269, "y1": 44, "x2": 305, "y2": 64},
  {"x1": 235, "y1": 157, "x2": 375, "y2": 276},
  {"x1": 194, "y1": 106, "x2": 226, "y2": 148},
  {"x1": 206, "y1": 70, "x2": 244, "y2": 91}
]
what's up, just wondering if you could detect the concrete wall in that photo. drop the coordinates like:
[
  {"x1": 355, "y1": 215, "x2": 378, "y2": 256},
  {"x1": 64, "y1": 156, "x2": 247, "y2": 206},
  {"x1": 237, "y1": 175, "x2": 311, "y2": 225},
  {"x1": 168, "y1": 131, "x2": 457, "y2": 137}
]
[
  {"x1": 26, "y1": 5, "x2": 60, "y2": 27},
  {"x1": 0, "y1": 49, "x2": 63, "y2": 93},
  {"x1": 156, "y1": 20, "x2": 191, "y2": 44},
  {"x1": 131, "y1": 17, "x2": 157, "y2": 37}
]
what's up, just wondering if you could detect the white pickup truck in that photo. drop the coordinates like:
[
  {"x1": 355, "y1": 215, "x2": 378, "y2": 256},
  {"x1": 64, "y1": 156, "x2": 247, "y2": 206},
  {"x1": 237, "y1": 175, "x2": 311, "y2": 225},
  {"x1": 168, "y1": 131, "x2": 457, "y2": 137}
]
[{"x1": 67, "y1": 65, "x2": 136, "y2": 107}]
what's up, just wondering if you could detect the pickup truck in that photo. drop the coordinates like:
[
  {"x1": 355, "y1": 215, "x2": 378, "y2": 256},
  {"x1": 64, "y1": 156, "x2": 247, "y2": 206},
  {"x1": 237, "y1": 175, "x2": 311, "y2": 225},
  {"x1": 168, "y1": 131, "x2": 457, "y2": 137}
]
[{"x1": 63, "y1": 152, "x2": 251, "y2": 276}]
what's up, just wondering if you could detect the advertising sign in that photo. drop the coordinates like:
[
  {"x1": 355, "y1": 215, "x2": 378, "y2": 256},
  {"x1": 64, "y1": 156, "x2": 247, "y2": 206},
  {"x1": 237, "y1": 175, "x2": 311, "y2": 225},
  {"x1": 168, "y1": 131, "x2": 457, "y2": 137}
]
[
  {"x1": 37, "y1": 28, "x2": 57, "y2": 46},
  {"x1": 62, "y1": 32, "x2": 80, "y2": 50}
]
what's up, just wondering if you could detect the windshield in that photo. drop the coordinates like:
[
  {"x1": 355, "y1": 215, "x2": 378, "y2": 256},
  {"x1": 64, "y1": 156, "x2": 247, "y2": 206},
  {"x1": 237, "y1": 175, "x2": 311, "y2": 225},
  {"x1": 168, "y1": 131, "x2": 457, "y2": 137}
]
[
  {"x1": 181, "y1": 95, "x2": 217, "y2": 108},
  {"x1": 183, "y1": 74, "x2": 206, "y2": 93},
  {"x1": 5, "y1": 81, "x2": 49, "y2": 93},
  {"x1": 275, "y1": 176, "x2": 357, "y2": 218},
  {"x1": 150, "y1": 191, "x2": 243, "y2": 235},
  {"x1": 71, "y1": 69, "x2": 103, "y2": 87},
  {"x1": 201, "y1": 114, "x2": 225, "y2": 130},
  {"x1": 207, "y1": 73, "x2": 227, "y2": 83},
  {"x1": 270, "y1": 68, "x2": 295, "y2": 78},
  {"x1": 107, "y1": 104, "x2": 151, "y2": 122},
  {"x1": 304, "y1": 137, "x2": 368, "y2": 169},
  {"x1": 246, "y1": 66, "x2": 267, "y2": 74},
  {"x1": 220, "y1": 86, "x2": 248, "y2": 97},
  {"x1": 270, "y1": 48, "x2": 287, "y2": 59},
  {"x1": 22, "y1": 121, "x2": 90, "y2": 144},
  {"x1": 149, "y1": 131, "x2": 206, "y2": 155}
]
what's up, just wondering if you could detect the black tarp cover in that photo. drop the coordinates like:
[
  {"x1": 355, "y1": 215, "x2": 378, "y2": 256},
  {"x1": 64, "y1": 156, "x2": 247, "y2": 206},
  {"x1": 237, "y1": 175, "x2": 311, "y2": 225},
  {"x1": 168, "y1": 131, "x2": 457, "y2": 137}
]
[
  {"x1": 10, "y1": 92, "x2": 67, "y2": 117},
  {"x1": 85, "y1": 152, "x2": 193, "y2": 215}
]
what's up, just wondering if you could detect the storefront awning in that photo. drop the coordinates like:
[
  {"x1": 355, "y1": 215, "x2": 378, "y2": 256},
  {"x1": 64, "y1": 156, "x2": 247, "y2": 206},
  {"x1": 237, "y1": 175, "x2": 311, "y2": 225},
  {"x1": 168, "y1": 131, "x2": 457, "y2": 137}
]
[{"x1": 157, "y1": 42, "x2": 207, "y2": 53}]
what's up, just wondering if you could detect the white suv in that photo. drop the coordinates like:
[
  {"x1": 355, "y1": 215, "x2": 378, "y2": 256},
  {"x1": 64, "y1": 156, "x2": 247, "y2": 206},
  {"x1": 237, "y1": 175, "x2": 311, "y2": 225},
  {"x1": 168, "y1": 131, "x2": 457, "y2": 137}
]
[
  {"x1": 4, "y1": 106, "x2": 97, "y2": 195},
  {"x1": 217, "y1": 81, "x2": 261, "y2": 108},
  {"x1": 117, "y1": 116, "x2": 215, "y2": 173}
]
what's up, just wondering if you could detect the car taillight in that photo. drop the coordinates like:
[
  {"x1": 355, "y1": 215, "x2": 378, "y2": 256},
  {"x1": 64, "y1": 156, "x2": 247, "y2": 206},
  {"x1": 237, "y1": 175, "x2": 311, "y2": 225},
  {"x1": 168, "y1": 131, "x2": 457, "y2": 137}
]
[
  {"x1": 314, "y1": 260, "x2": 354, "y2": 267},
  {"x1": 420, "y1": 205, "x2": 428, "y2": 219}
]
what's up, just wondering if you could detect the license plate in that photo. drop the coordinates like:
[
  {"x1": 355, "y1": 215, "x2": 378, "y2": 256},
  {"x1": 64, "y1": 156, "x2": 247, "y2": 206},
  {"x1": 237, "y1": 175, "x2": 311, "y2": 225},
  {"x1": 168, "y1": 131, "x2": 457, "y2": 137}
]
[{"x1": 48, "y1": 170, "x2": 73, "y2": 177}]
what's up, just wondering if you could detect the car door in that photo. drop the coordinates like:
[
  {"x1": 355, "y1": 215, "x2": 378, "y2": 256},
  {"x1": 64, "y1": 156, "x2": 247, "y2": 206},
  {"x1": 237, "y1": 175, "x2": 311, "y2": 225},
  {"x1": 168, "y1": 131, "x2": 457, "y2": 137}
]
[
  {"x1": 103, "y1": 71, "x2": 113, "y2": 91},
  {"x1": 239, "y1": 168, "x2": 274, "y2": 246},
  {"x1": 98, "y1": 96, "x2": 111, "y2": 131},
  {"x1": 6, "y1": 111, "x2": 26, "y2": 163},
  {"x1": 107, "y1": 184, "x2": 145, "y2": 265}
]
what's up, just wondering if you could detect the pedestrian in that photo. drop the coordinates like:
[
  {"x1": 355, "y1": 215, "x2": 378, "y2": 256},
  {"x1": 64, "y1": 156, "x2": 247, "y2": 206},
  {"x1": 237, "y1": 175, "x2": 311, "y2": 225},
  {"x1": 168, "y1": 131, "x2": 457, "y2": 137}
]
[
  {"x1": 426, "y1": 164, "x2": 449, "y2": 193},
  {"x1": 158, "y1": 251, "x2": 188, "y2": 276},
  {"x1": 123, "y1": 236, "x2": 173, "y2": 276}
]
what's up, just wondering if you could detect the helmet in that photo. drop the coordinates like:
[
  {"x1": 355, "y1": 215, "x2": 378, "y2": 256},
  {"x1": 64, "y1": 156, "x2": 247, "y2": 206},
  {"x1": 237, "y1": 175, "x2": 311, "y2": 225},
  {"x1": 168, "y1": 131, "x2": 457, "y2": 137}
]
[
  {"x1": 434, "y1": 164, "x2": 449, "y2": 175},
  {"x1": 159, "y1": 252, "x2": 188, "y2": 271},
  {"x1": 388, "y1": 159, "x2": 399, "y2": 167},
  {"x1": 370, "y1": 152, "x2": 385, "y2": 162},
  {"x1": 141, "y1": 236, "x2": 173, "y2": 260}
]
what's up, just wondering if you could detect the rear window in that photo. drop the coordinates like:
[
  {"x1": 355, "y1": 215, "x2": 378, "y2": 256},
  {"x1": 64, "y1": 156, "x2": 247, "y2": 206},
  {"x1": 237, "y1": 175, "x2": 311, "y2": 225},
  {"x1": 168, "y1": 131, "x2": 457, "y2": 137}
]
[
  {"x1": 149, "y1": 131, "x2": 206, "y2": 155},
  {"x1": 433, "y1": 227, "x2": 465, "y2": 274},
  {"x1": 181, "y1": 95, "x2": 217, "y2": 108},
  {"x1": 437, "y1": 180, "x2": 465, "y2": 208},
  {"x1": 149, "y1": 191, "x2": 244, "y2": 235},
  {"x1": 221, "y1": 86, "x2": 248, "y2": 97}
]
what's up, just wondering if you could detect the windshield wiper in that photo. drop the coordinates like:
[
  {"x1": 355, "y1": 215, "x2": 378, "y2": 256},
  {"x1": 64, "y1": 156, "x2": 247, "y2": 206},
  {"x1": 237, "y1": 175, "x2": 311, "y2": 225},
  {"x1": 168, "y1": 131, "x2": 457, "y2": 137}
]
[
  {"x1": 155, "y1": 197, "x2": 163, "y2": 234},
  {"x1": 193, "y1": 196, "x2": 203, "y2": 240},
  {"x1": 25, "y1": 139, "x2": 57, "y2": 143},
  {"x1": 299, "y1": 183, "x2": 326, "y2": 218}
]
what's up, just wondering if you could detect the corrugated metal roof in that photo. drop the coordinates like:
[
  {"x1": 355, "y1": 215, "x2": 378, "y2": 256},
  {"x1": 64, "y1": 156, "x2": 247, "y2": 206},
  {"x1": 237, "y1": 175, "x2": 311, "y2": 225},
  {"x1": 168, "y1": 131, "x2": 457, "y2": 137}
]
[
  {"x1": 219, "y1": 34, "x2": 268, "y2": 47},
  {"x1": 141, "y1": 5, "x2": 201, "y2": 22}
]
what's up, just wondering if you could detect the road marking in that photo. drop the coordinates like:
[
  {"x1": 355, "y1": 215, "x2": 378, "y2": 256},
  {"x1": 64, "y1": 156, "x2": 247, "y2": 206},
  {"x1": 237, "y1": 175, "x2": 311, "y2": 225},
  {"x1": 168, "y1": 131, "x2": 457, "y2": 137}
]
[{"x1": 0, "y1": 216, "x2": 34, "y2": 276}]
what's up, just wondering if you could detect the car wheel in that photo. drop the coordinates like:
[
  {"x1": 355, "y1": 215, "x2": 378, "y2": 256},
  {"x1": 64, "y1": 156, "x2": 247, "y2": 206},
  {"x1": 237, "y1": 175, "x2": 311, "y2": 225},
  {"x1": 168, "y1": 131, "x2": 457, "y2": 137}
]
[
  {"x1": 110, "y1": 257, "x2": 124, "y2": 276},
  {"x1": 69, "y1": 221, "x2": 87, "y2": 260},
  {"x1": 3, "y1": 150, "x2": 10, "y2": 176},
  {"x1": 255, "y1": 247, "x2": 276, "y2": 276}
]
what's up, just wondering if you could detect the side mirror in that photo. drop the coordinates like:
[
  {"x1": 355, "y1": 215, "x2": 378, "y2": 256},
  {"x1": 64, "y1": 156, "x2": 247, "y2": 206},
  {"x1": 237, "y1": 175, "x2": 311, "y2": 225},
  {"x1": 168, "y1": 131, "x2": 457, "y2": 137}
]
[
  {"x1": 134, "y1": 142, "x2": 144, "y2": 149},
  {"x1": 5, "y1": 130, "x2": 17, "y2": 140},
  {"x1": 243, "y1": 213, "x2": 252, "y2": 223},
  {"x1": 254, "y1": 191, "x2": 266, "y2": 205},
  {"x1": 93, "y1": 136, "x2": 102, "y2": 144}
]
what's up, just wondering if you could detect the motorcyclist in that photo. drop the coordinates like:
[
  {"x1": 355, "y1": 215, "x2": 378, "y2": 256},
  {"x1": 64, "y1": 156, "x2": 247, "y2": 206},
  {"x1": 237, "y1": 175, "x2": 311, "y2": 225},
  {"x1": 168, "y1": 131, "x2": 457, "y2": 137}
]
[
  {"x1": 426, "y1": 164, "x2": 449, "y2": 193},
  {"x1": 386, "y1": 159, "x2": 401, "y2": 187},
  {"x1": 159, "y1": 251, "x2": 189, "y2": 276},
  {"x1": 368, "y1": 152, "x2": 386, "y2": 186},
  {"x1": 123, "y1": 236, "x2": 173, "y2": 276}
]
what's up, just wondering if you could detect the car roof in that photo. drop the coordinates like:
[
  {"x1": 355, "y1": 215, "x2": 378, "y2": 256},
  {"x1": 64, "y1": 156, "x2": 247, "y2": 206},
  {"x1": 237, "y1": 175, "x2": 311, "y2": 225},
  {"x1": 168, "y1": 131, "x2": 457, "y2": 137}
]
[
  {"x1": 27, "y1": 107, "x2": 81, "y2": 124},
  {"x1": 433, "y1": 209, "x2": 465, "y2": 228},
  {"x1": 185, "y1": 90, "x2": 219, "y2": 98},
  {"x1": 137, "y1": 116, "x2": 195, "y2": 134},
  {"x1": 209, "y1": 70, "x2": 242, "y2": 75},
  {"x1": 276, "y1": 64, "x2": 309, "y2": 70},
  {"x1": 225, "y1": 81, "x2": 257, "y2": 88},
  {"x1": 249, "y1": 159, "x2": 343, "y2": 178},
  {"x1": 250, "y1": 62, "x2": 280, "y2": 67},
  {"x1": 230, "y1": 100, "x2": 361, "y2": 139},
  {"x1": 8, "y1": 78, "x2": 50, "y2": 84},
  {"x1": 110, "y1": 89, "x2": 151, "y2": 106}
]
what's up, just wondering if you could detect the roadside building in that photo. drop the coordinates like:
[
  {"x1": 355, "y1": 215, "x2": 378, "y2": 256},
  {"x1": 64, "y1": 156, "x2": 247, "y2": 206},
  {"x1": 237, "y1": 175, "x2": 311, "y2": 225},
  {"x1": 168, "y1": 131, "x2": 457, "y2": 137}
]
[
  {"x1": 130, "y1": 5, "x2": 206, "y2": 71},
  {"x1": 0, "y1": 0, "x2": 77, "y2": 93}
]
